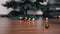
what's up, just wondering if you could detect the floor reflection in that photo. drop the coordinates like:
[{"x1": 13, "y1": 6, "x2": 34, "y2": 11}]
[{"x1": 0, "y1": 17, "x2": 60, "y2": 34}]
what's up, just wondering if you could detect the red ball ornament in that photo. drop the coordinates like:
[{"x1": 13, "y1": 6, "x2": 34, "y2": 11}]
[{"x1": 45, "y1": 24, "x2": 49, "y2": 29}]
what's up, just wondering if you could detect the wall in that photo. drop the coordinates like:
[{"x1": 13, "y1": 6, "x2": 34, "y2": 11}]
[{"x1": 0, "y1": 0, "x2": 13, "y2": 15}]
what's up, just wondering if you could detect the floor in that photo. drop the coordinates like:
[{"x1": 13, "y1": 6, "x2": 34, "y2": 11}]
[{"x1": 0, "y1": 17, "x2": 60, "y2": 34}]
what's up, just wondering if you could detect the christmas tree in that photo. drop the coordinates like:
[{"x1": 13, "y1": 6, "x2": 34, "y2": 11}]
[{"x1": 2, "y1": 0, "x2": 45, "y2": 20}]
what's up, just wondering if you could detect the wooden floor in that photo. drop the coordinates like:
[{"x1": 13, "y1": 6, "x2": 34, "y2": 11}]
[{"x1": 0, "y1": 17, "x2": 60, "y2": 34}]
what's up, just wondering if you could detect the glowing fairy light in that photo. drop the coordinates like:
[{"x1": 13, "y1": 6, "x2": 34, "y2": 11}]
[
  {"x1": 19, "y1": 17, "x2": 23, "y2": 20},
  {"x1": 25, "y1": 17, "x2": 28, "y2": 20},
  {"x1": 32, "y1": 18, "x2": 35, "y2": 21}
]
